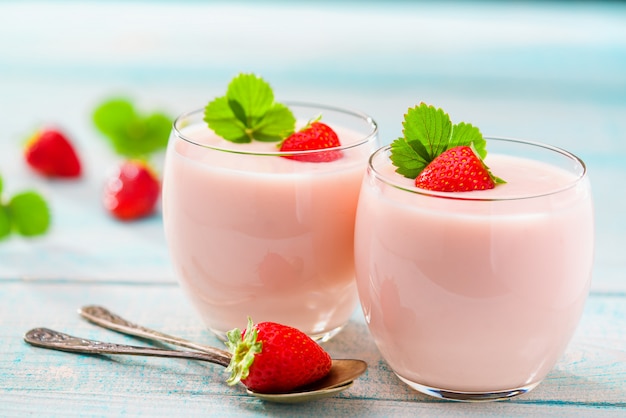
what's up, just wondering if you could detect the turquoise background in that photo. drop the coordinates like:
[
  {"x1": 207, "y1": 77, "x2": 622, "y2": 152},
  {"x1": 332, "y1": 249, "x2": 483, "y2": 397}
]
[{"x1": 1, "y1": 2, "x2": 625, "y2": 416}]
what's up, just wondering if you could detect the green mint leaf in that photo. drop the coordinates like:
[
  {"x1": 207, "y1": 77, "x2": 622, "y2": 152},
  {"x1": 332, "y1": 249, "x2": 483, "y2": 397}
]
[
  {"x1": 0, "y1": 175, "x2": 4, "y2": 196},
  {"x1": 204, "y1": 97, "x2": 250, "y2": 143},
  {"x1": 389, "y1": 138, "x2": 431, "y2": 179},
  {"x1": 93, "y1": 98, "x2": 171, "y2": 158},
  {"x1": 391, "y1": 102, "x2": 490, "y2": 179},
  {"x1": 450, "y1": 122, "x2": 486, "y2": 159},
  {"x1": 8, "y1": 191, "x2": 50, "y2": 237},
  {"x1": 227, "y1": 73, "x2": 274, "y2": 119},
  {"x1": 251, "y1": 103, "x2": 297, "y2": 142},
  {"x1": 204, "y1": 73, "x2": 295, "y2": 143},
  {"x1": 228, "y1": 99, "x2": 248, "y2": 126},
  {"x1": 0, "y1": 205, "x2": 10, "y2": 240},
  {"x1": 403, "y1": 103, "x2": 453, "y2": 161}
]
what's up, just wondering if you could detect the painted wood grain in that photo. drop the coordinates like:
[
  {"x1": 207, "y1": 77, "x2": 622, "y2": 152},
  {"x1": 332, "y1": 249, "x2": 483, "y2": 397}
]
[{"x1": 1, "y1": 282, "x2": 624, "y2": 416}]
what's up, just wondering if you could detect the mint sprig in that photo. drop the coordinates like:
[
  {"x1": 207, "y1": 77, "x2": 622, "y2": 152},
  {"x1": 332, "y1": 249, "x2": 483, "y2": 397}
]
[
  {"x1": 390, "y1": 103, "x2": 487, "y2": 179},
  {"x1": 0, "y1": 174, "x2": 51, "y2": 240},
  {"x1": 204, "y1": 73, "x2": 296, "y2": 143},
  {"x1": 93, "y1": 98, "x2": 171, "y2": 158}
]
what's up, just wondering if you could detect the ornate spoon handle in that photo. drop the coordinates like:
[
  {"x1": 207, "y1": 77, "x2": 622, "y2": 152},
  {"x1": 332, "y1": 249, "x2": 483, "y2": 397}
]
[
  {"x1": 79, "y1": 305, "x2": 231, "y2": 360},
  {"x1": 24, "y1": 327, "x2": 231, "y2": 367}
]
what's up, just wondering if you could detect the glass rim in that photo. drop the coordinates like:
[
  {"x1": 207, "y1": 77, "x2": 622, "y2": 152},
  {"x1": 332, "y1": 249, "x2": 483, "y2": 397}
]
[
  {"x1": 369, "y1": 137, "x2": 588, "y2": 202},
  {"x1": 172, "y1": 101, "x2": 379, "y2": 157}
]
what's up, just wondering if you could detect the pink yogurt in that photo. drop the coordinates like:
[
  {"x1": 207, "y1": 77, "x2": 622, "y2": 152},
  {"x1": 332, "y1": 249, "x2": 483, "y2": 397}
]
[
  {"x1": 163, "y1": 103, "x2": 378, "y2": 340},
  {"x1": 354, "y1": 138, "x2": 594, "y2": 401}
]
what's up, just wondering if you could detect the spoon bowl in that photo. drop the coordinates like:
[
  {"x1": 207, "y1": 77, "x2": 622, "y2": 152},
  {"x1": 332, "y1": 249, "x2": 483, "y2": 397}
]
[{"x1": 248, "y1": 382, "x2": 354, "y2": 404}]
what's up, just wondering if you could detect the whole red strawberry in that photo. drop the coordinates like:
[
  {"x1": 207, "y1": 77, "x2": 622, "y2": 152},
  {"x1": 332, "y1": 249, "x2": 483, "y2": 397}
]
[
  {"x1": 24, "y1": 128, "x2": 82, "y2": 178},
  {"x1": 225, "y1": 318, "x2": 332, "y2": 393},
  {"x1": 103, "y1": 160, "x2": 160, "y2": 221},
  {"x1": 415, "y1": 146, "x2": 497, "y2": 192},
  {"x1": 279, "y1": 121, "x2": 343, "y2": 162}
]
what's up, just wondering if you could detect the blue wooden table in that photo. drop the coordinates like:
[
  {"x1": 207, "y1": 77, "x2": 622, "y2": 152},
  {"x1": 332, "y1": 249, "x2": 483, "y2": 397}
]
[{"x1": 1, "y1": 1, "x2": 625, "y2": 416}]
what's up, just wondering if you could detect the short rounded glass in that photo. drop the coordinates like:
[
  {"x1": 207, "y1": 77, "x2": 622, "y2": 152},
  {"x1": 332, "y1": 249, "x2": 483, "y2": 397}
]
[
  {"x1": 163, "y1": 102, "x2": 378, "y2": 341},
  {"x1": 354, "y1": 138, "x2": 594, "y2": 401}
]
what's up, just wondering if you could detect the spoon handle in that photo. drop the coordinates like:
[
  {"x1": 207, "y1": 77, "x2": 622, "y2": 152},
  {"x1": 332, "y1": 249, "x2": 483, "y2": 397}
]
[
  {"x1": 79, "y1": 305, "x2": 232, "y2": 359},
  {"x1": 24, "y1": 327, "x2": 232, "y2": 367}
]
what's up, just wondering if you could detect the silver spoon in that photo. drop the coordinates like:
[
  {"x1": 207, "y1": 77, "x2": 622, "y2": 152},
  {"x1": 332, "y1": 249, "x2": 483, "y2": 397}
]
[
  {"x1": 76, "y1": 305, "x2": 367, "y2": 401},
  {"x1": 23, "y1": 327, "x2": 358, "y2": 403},
  {"x1": 78, "y1": 305, "x2": 230, "y2": 358},
  {"x1": 25, "y1": 311, "x2": 367, "y2": 404},
  {"x1": 76, "y1": 306, "x2": 367, "y2": 397}
]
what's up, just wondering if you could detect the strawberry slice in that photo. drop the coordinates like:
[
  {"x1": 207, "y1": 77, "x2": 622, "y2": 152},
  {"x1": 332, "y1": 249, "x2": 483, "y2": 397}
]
[
  {"x1": 415, "y1": 146, "x2": 497, "y2": 192},
  {"x1": 226, "y1": 318, "x2": 332, "y2": 394},
  {"x1": 279, "y1": 121, "x2": 343, "y2": 162},
  {"x1": 103, "y1": 160, "x2": 160, "y2": 221},
  {"x1": 24, "y1": 128, "x2": 82, "y2": 178}
]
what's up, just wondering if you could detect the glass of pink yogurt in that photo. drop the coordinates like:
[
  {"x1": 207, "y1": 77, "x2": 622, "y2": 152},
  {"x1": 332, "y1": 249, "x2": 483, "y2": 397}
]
[
  {"x1": 163, "y1": 102, "x2": 378, "y2": 341},
  {"x1": 354, "y1": 137, "x2": 594, "y2": 401}
]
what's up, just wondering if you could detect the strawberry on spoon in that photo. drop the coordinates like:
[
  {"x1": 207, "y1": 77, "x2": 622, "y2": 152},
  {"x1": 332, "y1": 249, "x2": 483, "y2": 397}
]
[{"x1": 226, "y1": 318, "x2": 332, "y2": 394}]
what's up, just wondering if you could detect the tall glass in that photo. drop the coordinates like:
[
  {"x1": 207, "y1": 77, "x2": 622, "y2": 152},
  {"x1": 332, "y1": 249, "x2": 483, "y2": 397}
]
[
  {"x1": 354, "y1": 138, "x2": 594, "y2": 401},
  {"x1": 163, "y1": 102, "x2": 378, "y2": 341}
]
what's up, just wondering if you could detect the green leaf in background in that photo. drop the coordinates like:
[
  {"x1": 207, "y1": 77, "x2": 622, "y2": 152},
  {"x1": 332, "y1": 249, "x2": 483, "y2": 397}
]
[
  {"x1": 0, "y1": 175, "x2": 10, "y2": 240},
  {"x1": 93, "y1": 98, "x2": 171, "y2": 158},
  {"x1": 0, "y1": 205, "x2": 10, "y2": 240},
  {"x1": 204, "y1": 73, "x2": 296, "y2": 143},
  {"x1": 8, "y1": 191, "x2": 51, "y2": 237}
]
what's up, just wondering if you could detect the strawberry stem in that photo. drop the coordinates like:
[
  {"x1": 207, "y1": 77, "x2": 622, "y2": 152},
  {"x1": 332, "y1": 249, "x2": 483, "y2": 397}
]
[{"x1": 225, "y1": 317, "x2": 262, "y2": 386}]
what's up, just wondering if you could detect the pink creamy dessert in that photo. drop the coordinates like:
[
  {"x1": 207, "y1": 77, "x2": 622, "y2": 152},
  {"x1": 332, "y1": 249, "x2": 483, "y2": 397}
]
[
  {"x1": 163, "y1": 104, "x2": 377, "y2": 340},
  {"x1": 354, "y1": 139, "x2": 594, "y2": 400}
]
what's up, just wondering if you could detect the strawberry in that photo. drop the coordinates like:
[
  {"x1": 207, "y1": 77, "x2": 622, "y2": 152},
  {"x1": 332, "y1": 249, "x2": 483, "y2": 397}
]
[
  {"x1": 225, "y1": 318, "x2": 332, "y2": 393},
  {"x1": 102, "y1": 160, "x2": 160, "y2": 221},
  {"x1": 415, "y1": 146, "x2": 496, "y2": 192},
  {"x1": 279, "y1": 121, "x2": 343, "y2": 162},
  {"x1": 24, "y1": 128, "x2": 81, "y2": 178}
]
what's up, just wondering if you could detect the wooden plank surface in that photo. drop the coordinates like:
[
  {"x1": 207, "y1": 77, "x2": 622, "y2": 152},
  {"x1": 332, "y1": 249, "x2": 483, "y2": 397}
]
[
  {"x1": 1, "y1": 1, "x2": 625, "y2": 416},
  {"x1": 1, "y1": 282, "x2": 625, "y2": 417}
]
